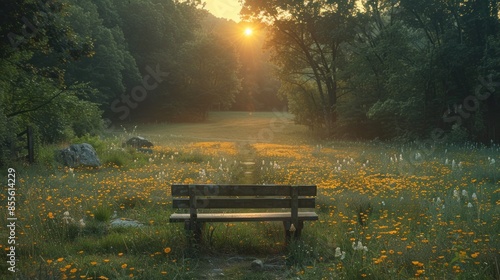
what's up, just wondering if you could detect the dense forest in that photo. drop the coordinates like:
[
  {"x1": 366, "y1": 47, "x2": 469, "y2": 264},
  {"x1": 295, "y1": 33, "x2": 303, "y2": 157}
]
[{"x1": 1, "y1": 0, "x2": 500, "y2": 165}]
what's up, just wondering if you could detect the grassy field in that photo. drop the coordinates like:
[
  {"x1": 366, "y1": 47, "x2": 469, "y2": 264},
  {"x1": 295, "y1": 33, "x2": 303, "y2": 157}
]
[{"x1": 1, "y1": 111, "x2": 499, "y2": 279}]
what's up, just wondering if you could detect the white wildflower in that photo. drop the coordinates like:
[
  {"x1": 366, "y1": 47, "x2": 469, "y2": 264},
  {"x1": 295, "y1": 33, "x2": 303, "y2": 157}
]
[
  {"x1": 467, "y1": 202, "x2": 473, "y2": 208},
  {"x1": 472, "y1": 193, "x2": 477, "y2": 200},
  {"x1": 341, "y1": 251, "x2": 346, "y2": 260},
  {"x1": 415, "y1": 152, "x2": 422, "y2": 160},
  {"x1": 436, "y1": 197, "x2": 442, "y2": 204},
  {"x1": 462, "y1": 190, "x2": 468, "y2": 197},
  {"x1": 353, "y1": 241, "x2": 364, "y2": 251},
  {"x1": 335, "y1": 247, "x2": 342, "y2": 257},
  {"x1": 79, "y1": 219, "x2": 86, "y2": 227},
  {"x1": 64, "y1": 211, "x2": 70, "y2": 217}
]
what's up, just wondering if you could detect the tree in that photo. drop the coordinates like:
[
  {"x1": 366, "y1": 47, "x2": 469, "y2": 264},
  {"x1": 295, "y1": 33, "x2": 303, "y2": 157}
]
[
  {"x1": 63, "y1": 0, "x2": 141, "y2": 105},
  {"x1": 170, "y1": 33, "x2": 241, "y2": 121},
  {"x1": 0, "y1": 0, "x2": 102, "y2": 160},
  {"x1": 241, "y1": 0, "x2": 359, "y2": 135}
]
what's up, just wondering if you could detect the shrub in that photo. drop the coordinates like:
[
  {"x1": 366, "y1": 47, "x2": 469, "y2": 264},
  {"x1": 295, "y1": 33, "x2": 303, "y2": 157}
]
[
  {"x1": 102, "y1": 149, "x2": 133, "y2": 167},
  {"x1": 93, "y1": 206, "x2": 113, "y2": 222}
]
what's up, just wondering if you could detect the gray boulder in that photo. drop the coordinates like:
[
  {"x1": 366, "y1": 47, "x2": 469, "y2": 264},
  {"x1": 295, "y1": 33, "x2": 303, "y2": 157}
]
[
  {"x1": 123, "y1": 136, "x2": 154, "y2": 148},
  {"x1": 56, "y1": 143, "x2": 101, "y2": 167}
]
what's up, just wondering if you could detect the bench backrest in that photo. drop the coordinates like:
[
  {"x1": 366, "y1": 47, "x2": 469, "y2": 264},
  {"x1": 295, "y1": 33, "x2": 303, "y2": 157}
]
[{"x1": 171, "y1": 184, "x2": 317, "y2": 210}]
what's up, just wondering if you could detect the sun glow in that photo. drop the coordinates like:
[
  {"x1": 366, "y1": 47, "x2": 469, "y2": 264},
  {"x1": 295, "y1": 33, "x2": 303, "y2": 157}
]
[{"x1": 244, "y1": 27, "x2": 253, "y2": 36}]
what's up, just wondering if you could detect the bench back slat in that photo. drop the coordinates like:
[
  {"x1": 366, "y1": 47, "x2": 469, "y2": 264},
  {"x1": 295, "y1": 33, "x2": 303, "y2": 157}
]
[
  {"x1": 172, "y1": 198, "x2": 316, "y2": 209},
  {"x1": 172, "y1": 184, "x2": 316, "y2": 197}
]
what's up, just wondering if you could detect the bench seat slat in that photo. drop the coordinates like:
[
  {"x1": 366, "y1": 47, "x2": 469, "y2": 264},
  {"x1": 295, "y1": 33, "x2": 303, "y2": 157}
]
[
  {"x1": 172, "y1": 184, "x2": 316, "y2": 197},
  {"x1": 172, "y1": 198, "x2": 316, "y2": 209},
  {"x1": 170, "y1": 212, "x2": 318, "y2": 223}
]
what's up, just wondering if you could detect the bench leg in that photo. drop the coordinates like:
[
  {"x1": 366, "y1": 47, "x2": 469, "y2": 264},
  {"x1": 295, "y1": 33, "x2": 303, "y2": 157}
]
[
  {"x1": 184, "y1": 221, "x2": 205, "y2": 244},
  {"x1": 283, "y1": 221, "x2": 304, "y2": 244}
]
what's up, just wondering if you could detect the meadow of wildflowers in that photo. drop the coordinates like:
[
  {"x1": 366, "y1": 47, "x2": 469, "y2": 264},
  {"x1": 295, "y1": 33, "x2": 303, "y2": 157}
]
[
  {"x1": 257, "y1": 141, "x2": 500, "y2": 279},
  {"x1": 0, "y1": 120, "x2": 498, "y2": 279}
]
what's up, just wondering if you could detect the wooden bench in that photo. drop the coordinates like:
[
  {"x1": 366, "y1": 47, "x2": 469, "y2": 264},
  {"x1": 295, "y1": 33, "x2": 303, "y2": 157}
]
[{"x1": 169, "y1": 184, "x2": 318, "y2": 244}]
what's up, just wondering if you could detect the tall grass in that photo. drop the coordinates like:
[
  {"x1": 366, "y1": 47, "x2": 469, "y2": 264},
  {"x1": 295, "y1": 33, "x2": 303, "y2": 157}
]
[{"x1": 1, "y1": 120, "x2": 499, "y2": 279}]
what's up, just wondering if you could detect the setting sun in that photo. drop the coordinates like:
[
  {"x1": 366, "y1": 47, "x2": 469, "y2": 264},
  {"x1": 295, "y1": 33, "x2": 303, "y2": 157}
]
[{"x1": 244, "y1": 27, "x2": 253, "y2": 36}]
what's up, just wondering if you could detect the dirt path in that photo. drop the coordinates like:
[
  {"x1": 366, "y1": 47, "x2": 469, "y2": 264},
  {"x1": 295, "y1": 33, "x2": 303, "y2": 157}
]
[{"x1": 236, "y1": 142, "x2": 259, "y2": 184}]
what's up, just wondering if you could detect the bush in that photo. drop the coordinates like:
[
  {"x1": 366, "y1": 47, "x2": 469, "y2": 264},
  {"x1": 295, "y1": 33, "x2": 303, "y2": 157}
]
[
  {"x1": 93, "y1": 206, "x2": 113, "y2": 222},
  {"x1": 31, "y1": 94, "x2": 103, "y2": 144},
  {"x1": 36, "y1": 144, "x2": 60, "y2": 168},
  {"x1": 447, "y1": 124, "x2": 469, "y2": 143},
  {"x1": 71, "y1": 134, "x2": 107, "y2": 154},
  {"x1": 102, "y1": 149, "x2": 133, "y2": 167}
]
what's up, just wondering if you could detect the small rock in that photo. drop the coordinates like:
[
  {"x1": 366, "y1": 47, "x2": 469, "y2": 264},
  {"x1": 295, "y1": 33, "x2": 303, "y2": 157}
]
[
  {"x1": 211, "y1": 268, "x2": 224, "y2": 276},
  {"x1": 251, "y1": 259, "x2": 264, "y2": 271},
  {"x1": 110, "y1": 219, "x2": 144, "y2": 228},
  {"x1": 123, "y1": 136, "x2": 153, "y2": 148}
]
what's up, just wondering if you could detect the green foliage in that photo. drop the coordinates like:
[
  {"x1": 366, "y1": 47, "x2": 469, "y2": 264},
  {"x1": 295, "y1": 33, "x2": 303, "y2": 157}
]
[
  {"x1": 0, "y1": 107, "x2": 18, "y2": 166},
  {"x1": 101, "y1": 149, "x2": 133, "y2": 167},
  {"x1": 282, "y1": 81, "x2": 324, "y2": 131},
  {"x1": 72, "y1": 134, "x2": 106, "y2": 154},
  {"x1": 64, "y1": 0, "x2": 141, "y2": 105},
  {"x1": 36, "y1": 144, "x2": 60, "y2": 168},
  {"x1": 93, "y1": 206, "x2": 113, "y2": 222},
  {"x1": 242, "y1": 0, "x2": 359, "y2": 135},
  {"x1": 447, "y1": 124, "x2": 470, "y2": 144},
  {"x1": 169, "y1": 33, "x2": 241, "y2": 121},
  {"x1": 242, "y1": 0, "x2": 500, "y2": 141}
]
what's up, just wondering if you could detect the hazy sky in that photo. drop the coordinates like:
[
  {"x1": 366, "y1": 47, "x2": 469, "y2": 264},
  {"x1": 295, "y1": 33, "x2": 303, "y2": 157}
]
[{"x1": 204, "y1": 0, "x2": 242, "y2": 22}]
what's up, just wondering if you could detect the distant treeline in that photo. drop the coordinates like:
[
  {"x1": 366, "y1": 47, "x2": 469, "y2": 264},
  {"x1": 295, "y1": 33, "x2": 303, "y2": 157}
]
[
  {"x1": 242, "y1": 0, "x2": 500, "y2": 142},
  {"x1": 0, "y1": 0, "x2": 285, "y2": 165}
]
